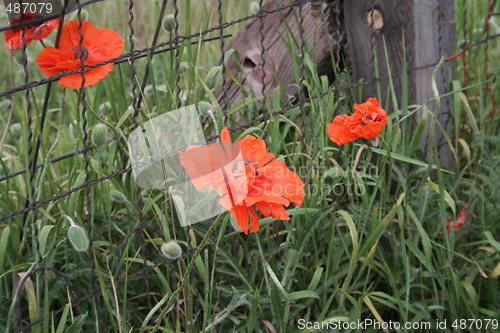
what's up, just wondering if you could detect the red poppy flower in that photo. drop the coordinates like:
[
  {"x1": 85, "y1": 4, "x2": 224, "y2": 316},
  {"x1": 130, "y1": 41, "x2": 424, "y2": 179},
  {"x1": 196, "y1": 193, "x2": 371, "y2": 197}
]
[
  {"x1": 179, "y1": 127, "x2": 305, "y2": 234},
  {"x1": 36, "y1": 20, "x2": 124, "y2": 89},
  {"x1": 327, "y1": 97, "x2": 387, "y2": 146},
  {"x1": 445, "y1": 205, "x2": 467, "y2": 235},
  {"x1": 4, "y1": 13, "x2": 59, "y2": 53}
]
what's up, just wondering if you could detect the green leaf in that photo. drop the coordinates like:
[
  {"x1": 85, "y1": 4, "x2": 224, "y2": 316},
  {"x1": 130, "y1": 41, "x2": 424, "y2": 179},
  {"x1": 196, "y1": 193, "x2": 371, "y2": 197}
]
[
  {"x1": 15, "y1": 273, "x2": 40, "y2": 333},
  {"x1": 307, "y1": 267, "x2": 324, "y2": 291},
  {"x1": 264, "y1": 261, "x2": 289, "y2": 330},
  {"x1": 427, "y1": 180, "x2": 456, "y2": 215},
  {"x1": 288, "y1": 290, "x2": 320, "y2": 301},
  {"x1": 55, "y1": 304, "x2": 71, "y2": 333},
  {"x1": 338, "y1": 210, "x2": 358, "y2": 260},
  {"x1": 39, "y1": 225, "x2": 55, "y2": 256},
  {"x1": 64, "y1": 313, "x2": 88, "y2": 333},
  {"x1": 0, "y1": 226, "x2": 11, "y2": 273},
  {"x1": 407, "y1": 116, "x2": 426, "y2": 156},
  {"x1": 368, "y1": 145, "x2": 453, "y2": 174},
  {"x1": 484, "y1": 232, "x2": 500, "y2": 252},
  {"x1": 115, "y1": 105, "x2": 134, "y2": 129}
]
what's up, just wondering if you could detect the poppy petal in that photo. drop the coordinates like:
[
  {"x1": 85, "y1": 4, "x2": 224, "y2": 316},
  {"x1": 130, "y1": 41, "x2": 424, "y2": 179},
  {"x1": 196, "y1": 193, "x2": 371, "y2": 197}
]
[
  {"x1": 220, "y1": 127, "x2": 232, "y2": 143},
  {"x1": 57, "y1": 63, "x2": 115, "y2": 89},
  {"x1": 230, "y1": 205, "x2": 250, "y2": 234},
  {"x1": 255, "y1": 201, "x2": 290, "y2": 220},
  {"x1": 36, "y1": 47, "x2": 79, "y2": 76},
  {"x1": 327, "y1": 114, "x2": 358, "y2": 146},
  {"x1": 4, "y1": 14, "x2": 59, "y2": 53},
  {"x1": 57, "y1": 20, "x2": 93, "y2": 51},
  {"x1": 237, "y1": 135, "x2": 275, "y2": 167},
  {"x1": 248, "y1": 206, "x2": 260, "y2": 233},
  {"x1": 352, "y1": 118, "x2": 387, "y2": 139},
  {"x1": 35, "y1": 20, "x2": 123, "y2": 89},
  {"x1": 246, "y1": 160, "x2": 304, "y2": 206}
]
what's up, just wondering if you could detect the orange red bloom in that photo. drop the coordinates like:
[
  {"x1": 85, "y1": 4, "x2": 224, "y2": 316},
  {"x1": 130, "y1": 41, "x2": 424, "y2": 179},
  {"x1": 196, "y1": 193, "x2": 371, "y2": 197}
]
[
  {"x1": 36, "y1": 20, "x2": 124, "y2": 89},
  {"x1": 179, "y1": 127, "x2": 305, "y2": 234},
  {"x1": 4, "y1": 13, "x2": 59, "y2": 53},
  {"x1": 327, "y1": 97, "x2": 387, "y2": 146},
  {"x1": 445, "y1": 205, "x2": 467, "y2": 235}
]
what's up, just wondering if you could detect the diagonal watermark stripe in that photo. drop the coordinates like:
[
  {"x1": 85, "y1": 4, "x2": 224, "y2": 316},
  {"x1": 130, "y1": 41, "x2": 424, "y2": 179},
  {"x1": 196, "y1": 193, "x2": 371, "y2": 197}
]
[{"x1": 128, "y1": 105, "x2": 247, "y2": 227}]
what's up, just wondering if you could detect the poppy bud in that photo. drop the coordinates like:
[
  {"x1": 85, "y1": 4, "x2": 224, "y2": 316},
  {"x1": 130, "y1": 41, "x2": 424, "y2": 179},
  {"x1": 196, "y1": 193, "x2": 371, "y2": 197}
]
[
  {"x1": 10, "y1": 123, "x2": 22, "y2": 140},
  {"x1": 179, "y1": 61, "x2": 189, "y2": 74},
  {"x1": 64, "y1": 215, "x2": 89, "y2": 252},
  {"x1": 197, "y1": 101, "x2": 218, "y2": 132},
  {"x1": 110, "y1": 189, "x2": 127, "y2": 203},
  {"x1": 0, "y1": 100, "x2": 11, "y2": 109},
  {"x1": 160, "y1": 241, "x2": 182, "y2": 260},
  {"x1": 197, "y1": 101, "x2": 214, "y2": 114},
  {"x1": 78, "y1": 9, "x2": 89, "y2": 21},
  {"x1": 14, "y1": 52, "x2": 34, "y2": 67},
  {"x1": 68, "y1": 225, "x2": 90, "y2": 252},
  {"x1": 162, "y1": 14, "x2": 176, "y2": 32},
  {"x1": 311, "y1": 2, "x2": 323, "y2": 17},
  {"x1": 250, "y1": 2, "x2": 260, "y2": 15},
  {"x1": 91, "y1": 123, "x2": 108, "y2": 147},
  {"x1": 311, "y1": 2, "x2": 323, "y2": 11},
  {"x1": 98, "y1": 102, "x2": 112, "y2": 113}
]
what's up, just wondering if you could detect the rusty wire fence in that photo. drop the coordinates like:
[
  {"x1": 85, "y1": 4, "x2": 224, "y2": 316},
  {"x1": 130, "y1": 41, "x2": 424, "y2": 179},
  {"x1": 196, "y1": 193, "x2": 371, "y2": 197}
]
[{"x1": 0, "y1": 0, "x2": 499, "y2": 331}]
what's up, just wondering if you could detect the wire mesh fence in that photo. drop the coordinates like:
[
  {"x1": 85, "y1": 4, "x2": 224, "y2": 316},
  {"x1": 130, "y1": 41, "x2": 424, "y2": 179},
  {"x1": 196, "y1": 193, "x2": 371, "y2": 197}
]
[{"x1": 0, "y1": 0, "x2": 498, "y2": 331}]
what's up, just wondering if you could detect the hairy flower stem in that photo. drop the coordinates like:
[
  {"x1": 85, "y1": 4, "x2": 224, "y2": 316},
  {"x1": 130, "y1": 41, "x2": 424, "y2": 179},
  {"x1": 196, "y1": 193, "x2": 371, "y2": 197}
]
[{"x1": 141, "y1": 212, "x2": 227, "y2": 332}]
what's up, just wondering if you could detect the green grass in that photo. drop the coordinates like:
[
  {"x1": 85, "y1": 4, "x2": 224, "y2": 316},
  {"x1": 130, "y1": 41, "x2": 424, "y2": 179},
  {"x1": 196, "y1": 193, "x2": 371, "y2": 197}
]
[{"x1": 1, "y1": 0, "x2": 500, "y2": 332}]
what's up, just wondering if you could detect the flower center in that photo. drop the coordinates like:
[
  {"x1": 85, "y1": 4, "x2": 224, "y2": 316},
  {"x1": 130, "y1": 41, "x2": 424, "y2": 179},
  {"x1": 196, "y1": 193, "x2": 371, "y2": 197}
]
[
  {"x1": 360, "y1": 115, "x2": 377, "y2": 126},
  {"x1": 243, "y1": 159, "x2": 260, "y2": 176},
  {"x1": 72, "y1": 46, "x2": 89, "y2": 61}
]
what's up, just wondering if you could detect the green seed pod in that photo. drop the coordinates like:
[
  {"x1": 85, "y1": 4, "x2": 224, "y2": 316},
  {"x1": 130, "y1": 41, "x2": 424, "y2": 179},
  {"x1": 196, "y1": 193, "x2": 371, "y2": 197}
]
[
  {"x1": 179, "y1": 61, "x2": 189, "y2": 74},
  {"x1": 160, "y1": 241, "x2": 182, "y2": 260},
  {"x1": 91, "y1": 123, "x2": 108, "y2": 147},
  {"x1": 67, "y1": 224, "x2": 89, "y2": 252},
  {"x1": 250, "y1": 1, "x2": 260, "y2": 15},
  {"x1": 0, "y1": 99, "x2": 12, "y2": 109},
  {"x1": 79, "y1": 9, "x2": 90, "y2": 21},
  {"x1": 197, "y1": 101, "x2": 214, "y2": 114},
  {"x1": 162, "y1": 14, "x2": 177, "y2": 32},
  {"x1": 311, "y1": 2, "x2": 323, "y2": 11},
  {"x1": 10, "y1": 123, "x2": 22, "y2": 140},
  {"x1": 98, "y1": 102, "x2": 112, "y2": 113},
  {"x1": 13, "y1": 52, "x2": 34, "y2": 67},
  {"x1": 110, "y1": 189, "x2": 127, "y2": 203}
]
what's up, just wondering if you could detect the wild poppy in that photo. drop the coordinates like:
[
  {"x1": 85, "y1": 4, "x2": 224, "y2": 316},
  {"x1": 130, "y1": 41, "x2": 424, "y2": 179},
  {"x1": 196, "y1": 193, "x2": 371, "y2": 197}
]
[
  {"x1": 36, "y1": 20, "x2": 124, "y2": 89},
  {"x1": 4, "y1": 13, "x2": 59, "y2": 54},
  {"x1": 179, "y1": 127, "x2": 305, "y2": 234},
  {"x1": 446, "y1": 205, "x2": 467, "y2": 235},
  {"x1": 327, "y1": 97, "x2": 387, "y2": 146}
]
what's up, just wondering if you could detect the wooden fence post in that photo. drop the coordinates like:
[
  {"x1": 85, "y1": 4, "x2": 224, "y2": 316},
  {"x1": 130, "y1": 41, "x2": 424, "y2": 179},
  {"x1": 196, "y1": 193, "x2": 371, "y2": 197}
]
[
  {"x1": 216, "y1": 0, "x2": 455, "y2": 166},
  {"x1": 344, "y1": 0, "x2": 455, "y2": 166}
]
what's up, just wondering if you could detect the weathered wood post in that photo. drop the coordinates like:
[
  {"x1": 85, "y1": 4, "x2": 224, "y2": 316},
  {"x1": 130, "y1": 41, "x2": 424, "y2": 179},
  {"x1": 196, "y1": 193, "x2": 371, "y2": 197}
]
[
  {"x1": 344, "y1": 0, "x2": 455, "y2": 166},
  {"x1": 216, "y1": 0, "x2": 337, "y2": 109},
  {"x1": 216, "y1": 0, "x2": 455, "y2": 166}
]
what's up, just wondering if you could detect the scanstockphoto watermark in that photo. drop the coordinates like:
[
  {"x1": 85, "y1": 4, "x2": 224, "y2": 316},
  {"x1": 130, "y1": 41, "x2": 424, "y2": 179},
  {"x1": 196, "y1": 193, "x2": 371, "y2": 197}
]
[
  {"x1": 297, "y1": 318, "x2": 500, "y2": 331},
  {"x1": 286, "y1": 164, "x2": 379, "y2": 180},
  {"x1": 286, "y1": 164, "x2": 378, "y2": 197},
  {"x1": 128, "y1": 105, "x2": 223, "y2": 227},
  {"x1": 305, "y1": 182, "x2": 366, "y2": 197},
  {"x1": 297, "y1": 318, "x2": 433, "y2": 331}
]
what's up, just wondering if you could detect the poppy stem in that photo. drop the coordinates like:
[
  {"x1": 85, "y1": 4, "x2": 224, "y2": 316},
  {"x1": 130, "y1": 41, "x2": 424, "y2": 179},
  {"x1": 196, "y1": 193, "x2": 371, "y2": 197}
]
[{"x1": 39, "y1": 39, "x2": 47, "y2": 48}]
